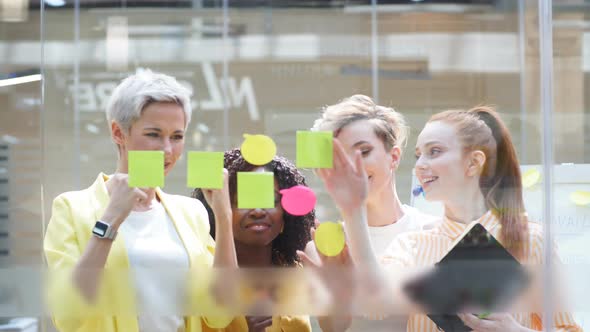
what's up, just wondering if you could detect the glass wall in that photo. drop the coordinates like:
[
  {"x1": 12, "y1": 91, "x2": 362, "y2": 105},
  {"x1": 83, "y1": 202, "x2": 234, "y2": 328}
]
[
  {"x1": 0, "y1": 0, "x2": 44, "y2": 329},
  {"x1": 0, "y1": 0, "x2": 588, "y2": 331}
]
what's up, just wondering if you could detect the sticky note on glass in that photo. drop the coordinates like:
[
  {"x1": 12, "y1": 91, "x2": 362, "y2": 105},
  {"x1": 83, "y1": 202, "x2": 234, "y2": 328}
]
[
  {"x1": 296, "y1": 131, "x2": 333, "y2": 168},
  {"x1": 241, "y1": 134, "x2": 277, "y2": 166},
  {"x1": 187, "y1": 151, "x2": 224, "y2": 189},
  {"x1": 314, "y1": 222, "x2": 345, "y2": 257},
  {"x1": 570, "y1": 191, "x2": 590, "y2": 206},
  {"x1": 280, "y1": 185, "x2": 316, "y2": 216},
  {"x1": 128, "y1": 150, "x2": 164, "y2": 188},
  {"x1": 237, "y1": 172, "x2": 274, "y2": 209},
  {"x1": 522, "y1": 168, "x2": 541, "y2": 189}
]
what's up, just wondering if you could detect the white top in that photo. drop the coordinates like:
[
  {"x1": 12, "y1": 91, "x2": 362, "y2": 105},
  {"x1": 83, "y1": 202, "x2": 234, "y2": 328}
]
[
  {"x1": 348, "y1": 205, "x2": 439, "y2": 332},
  {"x1": 119, "y1": 200, "x2": 189, "y2": 332}
]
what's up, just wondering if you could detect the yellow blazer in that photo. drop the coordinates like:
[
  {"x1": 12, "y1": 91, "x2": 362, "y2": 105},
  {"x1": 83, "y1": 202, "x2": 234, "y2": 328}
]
[{"x1": 43, "y1": 173, "x2": 232, "y2": 332}]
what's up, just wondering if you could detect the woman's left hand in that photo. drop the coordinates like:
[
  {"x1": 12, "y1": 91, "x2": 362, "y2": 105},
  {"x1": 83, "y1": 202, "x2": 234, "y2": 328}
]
[
  {"x1": 458, "y1": 313, "x2": 526, "y2": 332},
  {"x1": 203, "y1": 168, "x2": 232, "y2": 221}
]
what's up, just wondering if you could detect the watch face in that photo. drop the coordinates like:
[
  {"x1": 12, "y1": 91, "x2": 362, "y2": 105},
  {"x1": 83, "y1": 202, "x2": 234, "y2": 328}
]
[{"x1": 93, "y1": 222, "x2": 109, "y2": 237}]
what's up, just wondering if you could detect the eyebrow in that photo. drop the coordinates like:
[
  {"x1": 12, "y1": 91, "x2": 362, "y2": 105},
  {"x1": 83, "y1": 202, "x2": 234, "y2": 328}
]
[
  {"x1": 352, "y1": 140, "x2": 372, "y2": 148},
  {"x1": 143, "y1": 127, "x2": 184, "y2": 134},
  {"x1": 415, "y1": 140, "x2": 443, "y2": 152}
]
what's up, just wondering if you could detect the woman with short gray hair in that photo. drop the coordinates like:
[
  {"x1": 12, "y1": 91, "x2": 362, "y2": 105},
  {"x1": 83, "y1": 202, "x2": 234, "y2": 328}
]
[{"x1": 44, "y1": 69, "x2": 236, "y2": 332}]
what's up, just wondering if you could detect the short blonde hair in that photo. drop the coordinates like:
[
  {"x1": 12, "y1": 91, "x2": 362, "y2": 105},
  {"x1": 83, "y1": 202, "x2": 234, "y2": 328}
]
[
  {"x1": 312, "y1": 94, "x2": 408, "y2": 151},
  {"x1": 106, "y1": 69, "x2": 192, "y2": 134}
]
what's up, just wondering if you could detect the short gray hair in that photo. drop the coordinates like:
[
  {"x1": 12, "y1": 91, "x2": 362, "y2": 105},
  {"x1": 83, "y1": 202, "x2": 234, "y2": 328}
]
[{"x1": 106, "y1": 69, "x2": 192, "y2": 133}]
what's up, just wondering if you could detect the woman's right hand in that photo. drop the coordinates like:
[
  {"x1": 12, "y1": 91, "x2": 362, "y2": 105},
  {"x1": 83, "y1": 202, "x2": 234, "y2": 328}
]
[
  {"x1": 202, "y1": 169, "x2": 232, "y2": 223},
  {"x1": 317, "y1": 139, "x2": 368, "y2": 218},
  {"x1": 297, "y1": 228, "x2": 355, "y2": 314},
  {"x1": 102, "y1": 173, "x2": 148, "y2": 228}
]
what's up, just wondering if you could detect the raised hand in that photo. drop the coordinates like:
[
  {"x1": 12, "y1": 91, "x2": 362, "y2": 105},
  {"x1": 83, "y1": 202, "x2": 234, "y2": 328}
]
[
  {"x1": 207, "y1": 169, "x2": 238, "y2": 268},
  {"x1": 297, "y1": 227, "x2": 354, "y2": 314},
  {"x1": 317, "y1": 139, "x2": 368, "y2": 218},
  {"x1": 202, "y1": 168, "x2": 232, "y2": 222},
  {"x1": 102, "y1": 173, "x2": 148, "y2": 228},
  {"x1": 298, "y1": 227, "x2": 352, "y2": 268}
]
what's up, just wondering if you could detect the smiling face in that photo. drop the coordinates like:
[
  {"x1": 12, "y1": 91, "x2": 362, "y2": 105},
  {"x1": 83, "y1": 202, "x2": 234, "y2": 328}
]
[
  {"x1": 335, "y1": 119, "x2": 400, "y2": 203},
  {"x1": 231, "y1": 167, "x2": 285, "y2": 247},
  {"x1": 414, "y1": 121, "x2": 475, "y2": 203},
  {"x1": 113, "y1": 101, "x2": 186, "y2": 176}
]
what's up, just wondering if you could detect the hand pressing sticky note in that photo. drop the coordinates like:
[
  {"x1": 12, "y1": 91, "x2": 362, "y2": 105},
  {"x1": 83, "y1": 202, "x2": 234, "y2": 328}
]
[
  {"x1": 314, "y1": 222, "x2": 345, "y2": 257},
  {"x1": 570, "y1": 191, "x2": 590, "y2": 206},
  {"x1": 128, "y1": 150, "x2": 164, "y2": 188},
  {"x1": 296, "y1": 131, "x2": 333, "y2": 169},
  {"x1": 187, "y1": 151, "x2": 224, "y2": 189},
  {"x1": 280, "y1": 185, "x2": 316, "y2": 216},
  {"x1": 237, "y1": 172, "x2": 274, "y2": 209},
  {"x1": 241, "y1": 134, "x2": 277, "y2": 166}
]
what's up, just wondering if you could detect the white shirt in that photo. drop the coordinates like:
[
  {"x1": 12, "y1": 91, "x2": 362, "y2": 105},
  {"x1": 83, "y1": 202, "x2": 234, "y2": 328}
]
[
  {"x1": 119, "y1": 200, "x2": 189, "y2": 332},
  {"x1": 348, "y1": 205, "x2": 438, "y2": 332}
]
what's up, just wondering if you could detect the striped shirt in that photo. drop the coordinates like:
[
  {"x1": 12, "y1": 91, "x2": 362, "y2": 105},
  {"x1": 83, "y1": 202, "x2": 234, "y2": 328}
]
[{"x1": 381, "y1": 210, "x2": 582, "y2": 332}]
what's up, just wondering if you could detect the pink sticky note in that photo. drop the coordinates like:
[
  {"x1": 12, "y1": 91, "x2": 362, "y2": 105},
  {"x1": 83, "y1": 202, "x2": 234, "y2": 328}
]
[{"x1": 280, "y1": 185, "x2": 316, "y2": 216}]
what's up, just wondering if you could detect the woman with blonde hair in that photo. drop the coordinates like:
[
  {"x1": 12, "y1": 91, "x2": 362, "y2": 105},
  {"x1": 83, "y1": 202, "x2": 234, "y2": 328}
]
[{"x1": 307, "y1": 95, "x2": 436, "y2": 331}]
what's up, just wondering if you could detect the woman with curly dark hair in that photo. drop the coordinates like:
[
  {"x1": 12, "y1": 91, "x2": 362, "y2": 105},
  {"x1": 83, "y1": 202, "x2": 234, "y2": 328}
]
[{"x1": 193, "y1": 148, "x2": 314, "y2": 331}]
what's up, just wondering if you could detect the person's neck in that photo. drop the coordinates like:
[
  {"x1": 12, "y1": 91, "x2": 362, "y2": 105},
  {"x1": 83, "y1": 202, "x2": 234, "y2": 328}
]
[
  {"x1": 235, "y1": 241, "x2": 273, "y2": 267},
  {"x1": 443, "y1": 189, "x2": 487, "y2": 225},
  {"x1": 366, "y1": 185, "x2": 404, "y2": 227}
]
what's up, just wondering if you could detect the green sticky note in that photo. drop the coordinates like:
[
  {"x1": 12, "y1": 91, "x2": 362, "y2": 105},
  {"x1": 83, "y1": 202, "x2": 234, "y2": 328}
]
[
  {"x1": 237, "y1": 172, "x2": 274, "y2": 209},
  {"x1": 128, "y1": 150, "x2": 164, "y2": 188},
  {"x1": 187, "y1": 151, "x2": 224, "y2": 189},
  {"x1": 296, "y1": 131, "x2": 333, "y2": 168},
  {"x1": 477, "y1": 311, "x2": 491, "y2": 319}
]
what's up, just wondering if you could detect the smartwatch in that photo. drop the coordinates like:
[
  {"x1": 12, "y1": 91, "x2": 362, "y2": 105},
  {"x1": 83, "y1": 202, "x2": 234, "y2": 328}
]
[{"x1": 92, "y1": 220, "x2": 117, "y2": 240}]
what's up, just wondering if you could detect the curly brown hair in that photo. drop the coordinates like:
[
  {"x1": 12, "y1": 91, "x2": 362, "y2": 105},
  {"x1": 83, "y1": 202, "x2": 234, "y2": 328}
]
[{"x1": 192, "y1": 148, "x2": 314, "y2": 267}]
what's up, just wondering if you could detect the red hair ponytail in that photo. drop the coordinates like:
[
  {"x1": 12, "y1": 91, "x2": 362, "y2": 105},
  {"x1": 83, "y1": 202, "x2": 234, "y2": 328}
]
[{"x1": 429, "y1": 106, "x2": 529, "y2": 259}]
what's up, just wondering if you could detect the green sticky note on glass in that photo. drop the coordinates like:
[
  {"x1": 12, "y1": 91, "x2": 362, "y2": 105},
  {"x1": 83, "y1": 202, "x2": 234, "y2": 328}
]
[
  {"x1": 187, "y1": 151, "x2": 224, "y2": 189},
  {"x1": 128, "y1": 150, "x2": 164, "y2": 188},
  {"x1": 296, "y1": 131, "x2": 333, "y2": 168},
  {"x1": 237, "y1": 172, "x2": 274, "y2": 209},
  {"x1": 477, "y1": 311, "x2": 491, "y2": 319}
]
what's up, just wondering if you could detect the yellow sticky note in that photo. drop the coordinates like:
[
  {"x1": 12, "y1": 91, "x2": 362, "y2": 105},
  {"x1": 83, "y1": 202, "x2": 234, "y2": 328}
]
[
  {"x1": 314, "y1": 222, "x2": 345, "y2": 257},
  {"x1": 237, "y1": 172, "x2": 274, "y2": 209},
  {"x1": 128, "y1": 150, "x2": 164, "y2": 188},
  {"x1": 522, "y1": 168, "x2": 541, "y2": 189},
  {"x1": 241, "y1": 134, "x2": 277, "y2": 166},
  {"x1": 187, "y1": 151, "x2": 224, "y2": 189},
  {"x1": 296, "y1": 131, "x2": 333, "y2": 169},
  {"x1": 570, "y1": 191, "x2": 590, "y2": 206}
]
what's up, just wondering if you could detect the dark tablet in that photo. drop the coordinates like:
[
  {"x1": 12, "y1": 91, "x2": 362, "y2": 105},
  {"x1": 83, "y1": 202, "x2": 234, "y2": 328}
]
[{"x1": 403, "y1": 223, "x2": 529, "y2": 332}]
